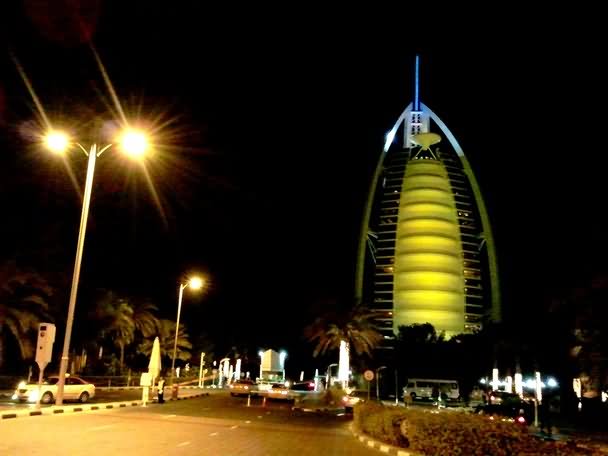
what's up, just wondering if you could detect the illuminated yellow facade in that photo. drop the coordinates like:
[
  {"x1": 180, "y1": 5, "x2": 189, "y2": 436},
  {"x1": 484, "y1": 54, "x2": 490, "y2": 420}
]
[{"x1": 393, "y1": 159, "x2": 465, "y2": 335}]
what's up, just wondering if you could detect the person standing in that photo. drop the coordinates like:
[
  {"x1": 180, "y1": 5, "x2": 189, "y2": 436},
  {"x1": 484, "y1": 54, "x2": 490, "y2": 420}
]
[{"x1": 157, "y1": 377, "x2": 165, "y2": 404}]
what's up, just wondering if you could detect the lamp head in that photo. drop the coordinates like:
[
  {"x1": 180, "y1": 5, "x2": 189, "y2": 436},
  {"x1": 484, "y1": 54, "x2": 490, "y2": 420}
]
[
  {"x1": 188, "y1": 277, "x2": 204, "y2": 290},
  {"x1": 44, "y1": 131, "x2": 70, "y2": 154},
  {"x1": 119, "y1": 129, "x2": 148, "y2": 158}
]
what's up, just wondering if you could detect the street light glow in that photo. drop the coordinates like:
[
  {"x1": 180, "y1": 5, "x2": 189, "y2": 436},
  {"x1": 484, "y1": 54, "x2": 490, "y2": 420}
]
[
  {"x1": 189, "y1": 277, "x2": 204, "y2": 290},
  {"x1": 45, "y1": 131, "x2": 70, "y2": 154},
  {"x1": 120, "y1": 129, "x2": 148, "y2": 158}
]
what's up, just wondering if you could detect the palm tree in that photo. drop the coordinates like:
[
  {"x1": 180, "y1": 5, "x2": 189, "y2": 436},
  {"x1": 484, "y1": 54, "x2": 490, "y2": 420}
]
[
  {"x1": 0, "y1": 262, "x2": 53, "y2": 369},
  {"x1": 137, "y1": 319, "x2": 192, "y2": 363},
  {"x1": 132, "y1": 300, "x2": 160, "y2": 338},
  {"x1": 304, "y1": 305, "x2": 383, "y2": 358},
  {"x1": 92, "y1": 292, "x2": 135, "y2": 371}
]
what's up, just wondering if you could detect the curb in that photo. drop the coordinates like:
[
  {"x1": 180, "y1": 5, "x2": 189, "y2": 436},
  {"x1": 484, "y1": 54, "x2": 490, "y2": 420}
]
[
  {"x1": 350, "y1": 423, "x2": 421, "y2": 456},
  {"x1": 1, "y1": 392, "x2": 208, "y2": 421}
]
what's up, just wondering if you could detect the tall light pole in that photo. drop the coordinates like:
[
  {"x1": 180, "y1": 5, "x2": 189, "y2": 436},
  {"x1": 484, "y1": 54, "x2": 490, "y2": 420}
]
[
  {"x1": 44, "y1": 129, "x2": 149, "y2": 406},
  {"x1": 169, "y1": 276, "x2": 204, "y2": 386},
  {"x1": 280, "y1": 351, "x2": 287, "y2": 381},
  {"x1": 376, "y1": 366, "x2": 387, "y2": 400}
]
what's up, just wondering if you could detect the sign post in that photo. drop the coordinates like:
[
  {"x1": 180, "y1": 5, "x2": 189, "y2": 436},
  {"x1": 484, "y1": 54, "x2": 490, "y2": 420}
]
[
  {"x1": 364, "y1": 370, "x2": 374, "y2": 401},
  {"x1": 35, "y1": 323, "x2": 56, "y2": 408}
]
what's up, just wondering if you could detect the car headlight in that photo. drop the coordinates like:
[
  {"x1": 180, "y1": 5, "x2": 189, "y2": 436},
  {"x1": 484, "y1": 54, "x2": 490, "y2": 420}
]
[
  {"x1": 11, "y1": 393, "x2": 18, "y2": 400},
  {"x1": 18, "y1": 381, "x2": 26, "y2": 389},
  {"x1": 28, "y1": 390, "x2": 39, "y2": 403}
]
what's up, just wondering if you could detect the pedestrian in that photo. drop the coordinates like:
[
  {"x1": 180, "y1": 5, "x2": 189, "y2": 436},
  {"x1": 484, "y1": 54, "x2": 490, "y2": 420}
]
[{"x1": 157, "y1": 377, "x2": 165, "y2": 404}]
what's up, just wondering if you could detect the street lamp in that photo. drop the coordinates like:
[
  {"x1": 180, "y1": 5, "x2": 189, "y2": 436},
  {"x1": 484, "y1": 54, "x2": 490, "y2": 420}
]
[
  {"x1": 45, "y1": 128, "x2": 149, "y2": 406},
  {"x1": 326, "y1": 363, "x2": 338, "y2": 388},
  {"x1": 169, "y1": 276, "x2": 204, "y2": 386},
  {"x1": 376, "y1": 366, "x2": 387, "y2": 400}
]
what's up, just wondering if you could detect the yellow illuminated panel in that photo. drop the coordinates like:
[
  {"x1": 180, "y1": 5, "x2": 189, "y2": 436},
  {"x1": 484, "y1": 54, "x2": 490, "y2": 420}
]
[
  {"x1": 397, "y1": 252, "x2": 461, "y2": 273},
  {"x1": 394, "y1": 159, "x2": 465, "y2": 335}
]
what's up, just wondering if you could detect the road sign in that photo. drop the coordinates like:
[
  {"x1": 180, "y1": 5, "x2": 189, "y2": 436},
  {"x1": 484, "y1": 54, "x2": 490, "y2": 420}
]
[
  {"x1": 364, "y1": 370, "x2": 374, "y2": 381},
  {"x1": 35, "y1": 323, "x2": 56, "y2": 369}
]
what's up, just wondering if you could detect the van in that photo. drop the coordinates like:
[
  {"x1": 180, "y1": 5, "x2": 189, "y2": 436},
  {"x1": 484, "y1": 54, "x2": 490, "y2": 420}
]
[{"x1": 403, "y1": 378, "x2": 460, "y2": 401}]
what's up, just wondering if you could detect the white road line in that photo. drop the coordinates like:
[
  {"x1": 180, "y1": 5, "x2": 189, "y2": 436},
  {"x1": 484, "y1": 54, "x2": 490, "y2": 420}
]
[
  {"x1": 88, "y1": 424, "x2": 116, "y2": 431},
  {"x1": 164, "y1": 414, "x2": 177, "y2": 418},
  {"x1": 257, "y1": 415, "x2": 262, "y2": 418},
  {"x1": 177, "y1": 441, "x2": 191, "y2": 447},
  {"x1": 245, "y1": 420, "x2": 251, "y2": 424},
  {"x1": 230, "y1": 425, "x2": 238, "y2": 429},
  {"x1": 209, "y1": 432, "x2": 219, "y2": 436}
]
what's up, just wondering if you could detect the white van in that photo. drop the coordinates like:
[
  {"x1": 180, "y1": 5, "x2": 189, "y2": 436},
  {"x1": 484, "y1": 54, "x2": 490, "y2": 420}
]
[{"x1": 403, "y1": 378, "x2": 460, "y2": 401}]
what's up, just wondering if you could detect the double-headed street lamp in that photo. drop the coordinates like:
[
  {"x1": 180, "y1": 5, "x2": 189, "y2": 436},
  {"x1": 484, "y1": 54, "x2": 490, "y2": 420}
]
[
  {"x1": 43, "y1": 128, "x2": 149, "y2": 406},
  {"x1": 169, "y1": 276, "x2": 204, "y2": 386}
]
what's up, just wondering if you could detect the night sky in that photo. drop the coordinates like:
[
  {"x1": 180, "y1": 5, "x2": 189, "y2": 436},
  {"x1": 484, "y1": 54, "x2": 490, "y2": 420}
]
[{"x1": 1, "y1": 3, "x2": 607, "y2": 372}]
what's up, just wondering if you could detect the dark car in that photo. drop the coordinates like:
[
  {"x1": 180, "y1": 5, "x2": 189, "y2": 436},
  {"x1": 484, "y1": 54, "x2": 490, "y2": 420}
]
[
  {"x1": 291, "y1": 381, "x2": 316, "y2": 392},
  {"x1": 476, "y1": 395, "x2": 533, "y2": 425}
]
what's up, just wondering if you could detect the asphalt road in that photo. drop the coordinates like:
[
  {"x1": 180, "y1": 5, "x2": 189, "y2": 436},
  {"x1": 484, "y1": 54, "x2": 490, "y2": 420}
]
[{"x1": 0, "y1": 392, "x2": 378, "y2": 455}]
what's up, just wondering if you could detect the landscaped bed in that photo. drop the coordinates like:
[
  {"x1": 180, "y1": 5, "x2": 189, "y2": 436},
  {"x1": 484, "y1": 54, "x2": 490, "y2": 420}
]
[{"x1": 354, "y1": 402, "x2": 604, "y2": 455}]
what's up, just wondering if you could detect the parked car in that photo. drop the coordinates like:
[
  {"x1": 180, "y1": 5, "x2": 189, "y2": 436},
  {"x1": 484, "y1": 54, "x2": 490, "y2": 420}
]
[
  {"x1": 229, "y1": 379, "x2": 258, "y2": 397},
  {"x1": 13, "y1": 375, "x2": 95, "y2": 404}
]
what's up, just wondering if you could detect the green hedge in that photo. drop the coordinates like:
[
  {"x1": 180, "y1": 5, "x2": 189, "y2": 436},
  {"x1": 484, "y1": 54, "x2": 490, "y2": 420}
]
[{"x1": 355, "y1": 403, "x2": 603, "y2": 456}]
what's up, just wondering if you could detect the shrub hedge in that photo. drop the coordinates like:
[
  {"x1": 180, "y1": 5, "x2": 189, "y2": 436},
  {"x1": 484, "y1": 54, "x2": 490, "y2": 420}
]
[{"x1": 354, "y1": 403, "x2": 604, "y2": 455}]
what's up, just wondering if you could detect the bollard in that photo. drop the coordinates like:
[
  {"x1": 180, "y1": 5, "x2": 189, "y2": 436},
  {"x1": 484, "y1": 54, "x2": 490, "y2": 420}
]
[{"x1": 247, "y1": 394, "x2": 251, "y2": 407}]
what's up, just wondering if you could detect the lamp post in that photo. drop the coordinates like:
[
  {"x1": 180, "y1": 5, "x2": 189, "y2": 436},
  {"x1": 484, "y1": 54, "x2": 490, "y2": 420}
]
[
  {"x1": 280, "y1": 351, "x2": 287, "y2": 381},
  {"x1": 169, "y1": 277, "x2": 204, "y2": 387},
  {"x1": 376, "y1": 366, "x2": 387, "y2": 400},
  {"x1": 44, "y1": 129, "x2": 148, "y2": 406},
  {"x1": 326, "y1": 363, "x2": 338, "y2": 388},
  {"x1": 258, "y1": 350, "x2": 264, "y2": 381}
]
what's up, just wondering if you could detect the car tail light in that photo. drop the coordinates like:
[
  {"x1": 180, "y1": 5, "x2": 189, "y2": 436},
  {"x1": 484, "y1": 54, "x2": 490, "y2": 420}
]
[{"x1": 517, "y1": 416, "x2": 526, "y2": 424}]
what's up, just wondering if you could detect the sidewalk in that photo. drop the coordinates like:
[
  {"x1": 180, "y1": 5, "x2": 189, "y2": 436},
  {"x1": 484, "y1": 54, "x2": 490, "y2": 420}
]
[{"x1": 1, "y1": 388, "x2": 208, "y2": 420}]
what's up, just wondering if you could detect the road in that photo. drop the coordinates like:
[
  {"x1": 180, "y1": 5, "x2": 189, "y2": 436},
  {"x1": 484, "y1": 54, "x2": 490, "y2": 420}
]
[{"x1": 0, "y1": 392, "x2": 378, "y2": 455}]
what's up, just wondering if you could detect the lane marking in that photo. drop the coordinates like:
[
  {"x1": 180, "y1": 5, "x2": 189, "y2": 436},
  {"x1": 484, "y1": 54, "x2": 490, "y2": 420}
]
[
  {"x1": 164, "y1": 414, "x2": 177, "y2": 418},
  {"x1": 209, "y1": 432, "x2": 218, "y2": 436},
  {"x1": 245, "y1": 420, "x2": 251, "y2": 424},
  {"x1": 88, "y1": 424, "x2": 116, "y2": 431},
  {"x1": 177, "y1": 441, "x2": 191, "y2": 447},
  {"x1": 230, "y1": 425, "x2": 238, "y2": 429},
  {"x1": 257, "y1": 415, "x2": 262, "y2": 419}
]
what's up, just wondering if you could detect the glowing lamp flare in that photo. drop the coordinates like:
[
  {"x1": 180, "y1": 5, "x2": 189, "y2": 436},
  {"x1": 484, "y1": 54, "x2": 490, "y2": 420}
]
[
  {"x1": 45, "y1": 131, "x2": 70, "y2": 153},
  {"x1": 189, "y1": 277, "x2": 204, "y2": 290},
  {"x1": 121, "y1": 130, "x2": 148, "y2": 157}
]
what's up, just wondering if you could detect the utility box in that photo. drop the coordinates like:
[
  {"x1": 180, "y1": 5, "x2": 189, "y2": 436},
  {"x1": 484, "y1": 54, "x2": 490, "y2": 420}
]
[{"x1": 35, "y1": 323, "x2": 56, "y2": 368}]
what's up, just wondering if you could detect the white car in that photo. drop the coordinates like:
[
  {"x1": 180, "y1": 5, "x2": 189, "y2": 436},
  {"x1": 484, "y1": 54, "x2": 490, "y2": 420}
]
[{"x1": 13, "y1": 375, "x2": 96, "y2": 404}]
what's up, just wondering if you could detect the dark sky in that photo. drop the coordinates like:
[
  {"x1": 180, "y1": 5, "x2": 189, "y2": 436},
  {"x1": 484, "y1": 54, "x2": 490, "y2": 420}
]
[{"x1": 1, "y1": 2, "x2": 607, "y2": 369}]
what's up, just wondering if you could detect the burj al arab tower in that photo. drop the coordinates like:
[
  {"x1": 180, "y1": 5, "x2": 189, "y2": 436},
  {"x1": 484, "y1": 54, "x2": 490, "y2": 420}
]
[{"x1": 355, "y1": 57, "x2": 501, "y2": 341}]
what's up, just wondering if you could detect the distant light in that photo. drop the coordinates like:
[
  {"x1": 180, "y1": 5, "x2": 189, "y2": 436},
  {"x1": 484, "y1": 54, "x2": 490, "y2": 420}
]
[
  {"x1": 602, "y1": 392, "x2": 607, "y2": 403},
  {"x1": 480, "y1": 378, "x2": 486, "y2": 384},
  {"x1": 120, "y1": 129, "x2": 148, "y2": 158},
  {"x1": 517, "y1": 416, "x2": 526, "y2": 424},
  {"x1": 45, "y1": 131, "x2": 70, "y2": 154},
  {"x1": 547, "y1": 378, "x2": 558, "y2": 388},
  {"x1": 258, "y1": 351, "x2": 264, "y2": 358}
]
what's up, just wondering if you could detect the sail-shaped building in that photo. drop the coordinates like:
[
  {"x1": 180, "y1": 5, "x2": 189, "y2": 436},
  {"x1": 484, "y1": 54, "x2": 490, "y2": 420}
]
[{"x1": 355, "y1": 57, "x2": 500, "y2": 341}]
